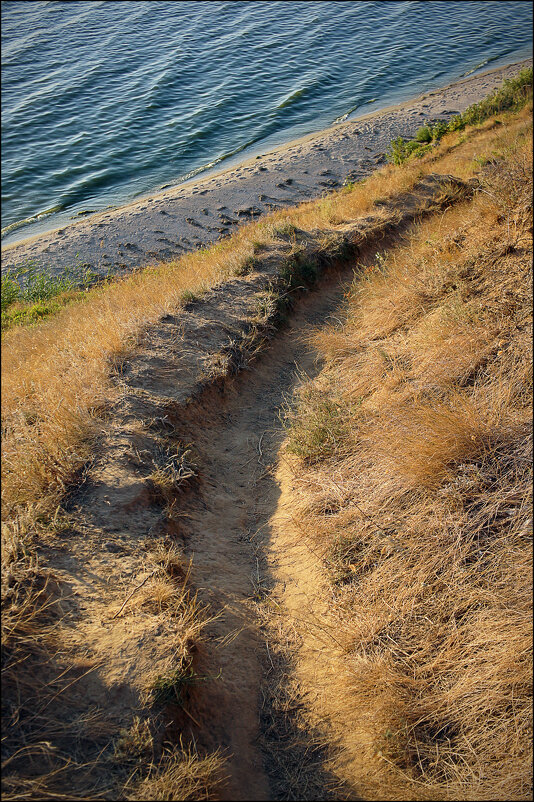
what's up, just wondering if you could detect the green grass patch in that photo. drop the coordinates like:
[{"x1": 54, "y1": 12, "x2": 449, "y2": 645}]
[
  {"x1": 415, "y1": 125, "x2": 433, "y2": 143},
  {"x1": 387, "y1": 67, "x2": 533, "y2": 165},
  {"x1": 1, "y1": 260, "x2": 99, "y2": 330},
  {"x1": 2, "y1": 295, "x2": 80, "y2": 329}
]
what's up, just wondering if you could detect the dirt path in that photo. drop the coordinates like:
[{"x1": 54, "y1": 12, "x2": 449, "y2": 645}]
[
  {"x1": 30, "y1": 260, "x2": 352, "y2": 799},
  {"x1": 176, "y1": 272, "x2": 351, "y2": 800}
]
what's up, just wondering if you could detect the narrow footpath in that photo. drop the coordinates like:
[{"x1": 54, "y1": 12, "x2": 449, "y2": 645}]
[{"x1": 174, "y1": 272, "x2": 352, "y2": 800}]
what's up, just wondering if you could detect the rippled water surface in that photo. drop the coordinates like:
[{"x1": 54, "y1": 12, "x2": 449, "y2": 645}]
[{"x1": 2, "y1": 0, "x2": 532, "y2": 243}]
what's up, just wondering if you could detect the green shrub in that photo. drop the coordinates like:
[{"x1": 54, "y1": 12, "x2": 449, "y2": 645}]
[
  {"x1": 387, "y1": 137, "x2": 432, "y2": 165},
  {"x1": 447, "y1": 115, "x2": 465, "y2": 132},
  {"x1": 461, "y1": 67, "x2": 533, "y2": 126},
  {"x1": 415, "y1": 125, "x2": 432, "y2": 143},
  {"x1": 1, "y1": 276, "x2": 20, "y2": 310},
  {"x1": 432, "y1": 120, "x2": 449, "y2": 139}
]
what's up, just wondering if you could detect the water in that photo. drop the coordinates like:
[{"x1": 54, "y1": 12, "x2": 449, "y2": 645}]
[{"x1": 2, "y1": 0, "x2": 532, "y2": 245}]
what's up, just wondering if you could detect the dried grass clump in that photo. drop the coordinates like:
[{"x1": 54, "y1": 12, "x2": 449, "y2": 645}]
[
  {"x1": 283, "y1": 126, "x2": 532, "y2": 799},
  {"x1": 126, "y1": 744, "x2": 226, "y2": 801}
]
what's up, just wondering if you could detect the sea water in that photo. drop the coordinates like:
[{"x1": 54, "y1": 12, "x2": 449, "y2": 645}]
[{"x1": 2, "y1": 0, "x2": 532, "y2": 244}]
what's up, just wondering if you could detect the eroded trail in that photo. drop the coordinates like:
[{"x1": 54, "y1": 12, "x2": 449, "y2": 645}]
[
  {"x1": 176, "y1": 273, "x2": 350, "y2": 800},
  {"x1": 168, "y1": 176, "x2": 478, "y2": 797}
]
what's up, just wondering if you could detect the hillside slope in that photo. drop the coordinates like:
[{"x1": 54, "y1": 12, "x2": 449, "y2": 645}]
[{"x1": 2, "y1": 81, "x2": 532, "y2": 800}]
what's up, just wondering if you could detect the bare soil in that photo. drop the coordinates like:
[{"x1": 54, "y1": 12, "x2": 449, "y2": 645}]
[{"x1": 171, "y1": 271, "x2": 355, "y2": 800}]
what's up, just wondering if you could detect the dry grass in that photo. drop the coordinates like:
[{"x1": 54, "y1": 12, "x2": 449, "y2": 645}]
[
  {"x1": 1, "y1": 564, "x2": 111, "y2": 799},
  {"x1": 1, "y1": 90, "x2": 531, "y2": 799},
  {"x1": 282, "y1": 121, "x2": 532, "y2": 799},
  {"x1": 125, "y1": 743, "x2": 226, "y2": 801},
  {"x1": 2, "y1": 107, "x2": 530, "y2": 554},
  {"x1": 113, "y1": 718, "x2": 226, "y2": 801}
]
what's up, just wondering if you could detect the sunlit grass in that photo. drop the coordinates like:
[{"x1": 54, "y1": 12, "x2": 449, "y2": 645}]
[{"x1": 281, "y1": 126, "x2": 532, "y2": 800}]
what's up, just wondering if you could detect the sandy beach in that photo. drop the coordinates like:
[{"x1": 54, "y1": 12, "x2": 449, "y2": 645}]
[{"x1": 2, "y1": 58, "x2": 531, "y2": 282}]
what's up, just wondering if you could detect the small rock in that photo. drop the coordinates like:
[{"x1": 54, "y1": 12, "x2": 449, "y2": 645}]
[
  {"x1": 236, "y1": 206, "x2": 262, "y2": 217},
  {"x1": 103, "y1": 541, "x2": 122, "y2": 553}
]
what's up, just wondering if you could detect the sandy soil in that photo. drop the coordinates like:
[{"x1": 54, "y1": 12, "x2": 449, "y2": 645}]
[{"x1": 2, "y1": 58, "x2": 530, "y2": 281}]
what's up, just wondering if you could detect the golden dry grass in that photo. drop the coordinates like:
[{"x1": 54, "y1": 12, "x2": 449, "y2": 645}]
[
  {"x1": 282, "y1": 120, "x2": 532, "y2": 799},
  {"x1": 1, "y1": 536, "x2": 221, "y2": 800},
  {"x1": 125, "y1": 744, "x2": 226, "y2": 801},
  {"x1": 1, "y1": 96, "x2": 531, "y2": 800}
]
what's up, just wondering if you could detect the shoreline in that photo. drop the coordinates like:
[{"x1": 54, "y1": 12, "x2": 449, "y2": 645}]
[{"x1": 2, "y1": 58, "x2": 531, "y2": 281}]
